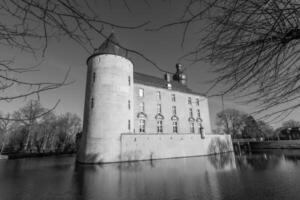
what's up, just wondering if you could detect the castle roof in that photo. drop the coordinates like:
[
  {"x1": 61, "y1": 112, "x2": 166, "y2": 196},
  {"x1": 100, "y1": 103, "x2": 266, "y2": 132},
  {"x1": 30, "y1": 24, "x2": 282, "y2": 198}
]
[
  {"x1": 134, "y1": 72, "x2": 206, "y2": 96},
  {"x1": 93, "y1": 33, "x2": 127, "y2": 57}
]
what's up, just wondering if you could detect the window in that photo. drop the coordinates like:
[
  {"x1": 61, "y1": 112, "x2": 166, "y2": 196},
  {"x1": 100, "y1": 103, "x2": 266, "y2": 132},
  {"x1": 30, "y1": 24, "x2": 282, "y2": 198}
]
[
  {"x1": 128, "y1": 120, "x2": 131, "y2": 130},
  {"x1": 91, "y1": 98, "x2": 94, "y2": 109},
  {"x1": 190, "y1": 122, "x2": 195, "y2": 133},
  {"x1": 128, "y1": 100, "x2": 131, "y2": 110},
  {"x1": 189, "y1": 108, "x2": 193, "y2": 117},
  {"x1": 157, "y1": 91, "x2": 161, "y2": 100},
  {"x1": 173, "y1": 121, "x2": 178, "y2": 133},
  {"x1": 128, "y1": 76, "x2": 131, "y2": 86},
  {"x1": 139, "y1": 102, "x2": 145, "y2": 112},
  {"x1": 172, "y1": 94, "x2": 176, "y2": 102},
  {"x1": 139, "y1": 119, "x2": 145, "y2": 133},
  {"x1": 196, "y1": 98, "x2": 200, "y2": 106},
  {"x1": 197, "y1": 109, "x2": 201, "y2": 118},
  {"x1": 157, "y1": 104, "x2": 162, "y2": 113},
  {"x1": 157, "y1": 120, "x2": 163, "y2": 133},
  {"x1": 172, "y1": 106, "x2": 176, "y2": 115},
  {"x1": 92, "y1": 72, "x2": 96, "y2": 83},
  {"x1": 188, "y1": 97, "x2": 192, "y2": 104},
  {"x1": 139, "y1": 88, "x2": 144, "y2": 97}
]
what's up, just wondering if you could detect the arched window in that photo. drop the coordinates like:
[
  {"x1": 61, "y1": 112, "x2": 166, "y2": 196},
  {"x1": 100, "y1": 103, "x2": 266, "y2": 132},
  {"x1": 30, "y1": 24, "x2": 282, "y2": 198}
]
[
  {"x1": 139, "y1": 119, "x2": 145, "y2": 133},
  {"x1": 173, "y1": 121, "x2": 178, "y2": 133},
  {"x1": 157, "y1": 120, "x2": 163, "y2": 133}
]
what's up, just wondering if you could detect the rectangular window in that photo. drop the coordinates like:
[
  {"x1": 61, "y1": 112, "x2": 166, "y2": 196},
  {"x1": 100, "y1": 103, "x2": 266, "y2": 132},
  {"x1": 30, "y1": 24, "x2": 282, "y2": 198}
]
[
  {"x1": 139, "y1": 119, "x2": 145, "y2": 133},
  {"x1": 196, "y1": 98, "x2": 200, "y2": 106},
  {"x1": 128, "y1": 76, "x2": 131, "y2": 86},
  {"x1": 172, "y1": 106, "x2": 176, "y2": 115},
  {"x1": 172, "y1": 94, "x2": 176, "y2": 102},
  {"x1": 197, "y1": 109, "x2": 201, "y2": 118},
  {"x1": 93, "y1": 72, "x2": 96, "y2": 83},
  {"x1": 189, "y1": 108, "x2": 193, "y2": 117},
  {"x1": 128, "y1": 120, "x2": 130, "y2": 130},
  {"x1": 139, "y1": 88, "x2": 144, "y2": 97},
  {"x1": 157, "y1": 91, "x2": 161, "y2": 100},
  {"x1": 188, "y1": 97, "x2": 192, "y2": 105},
  {"x1": 190, "y1": 122, "x2": 195, "y2": 133},
  {"x1": 91, "y1": 98, "x2": 94, "y2": 109},
  {"x1": 173, "y1": 121, "x2": 178, "y2": 133},
  {"x1": 157, "y1": 104, "x2": 162, "y2": 113},
  {"x1": 128, "y1": 100, "x2": 131, "y2": 110},
  {"x1": 157, "y1": 120, "x2": 163, "y2": 133},
  {"x1": 139, "y1": 102, "x2": 145, "y2": 112}
]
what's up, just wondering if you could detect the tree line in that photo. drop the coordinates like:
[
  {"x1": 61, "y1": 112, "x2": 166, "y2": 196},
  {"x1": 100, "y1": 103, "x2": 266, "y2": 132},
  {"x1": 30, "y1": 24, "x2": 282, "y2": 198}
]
[
  {"x1": 0, "y1": 100, "x2": 82, "y2": 155},
  {"x1": 214, "y1": 108, "x2": 300, "y2": 140}
]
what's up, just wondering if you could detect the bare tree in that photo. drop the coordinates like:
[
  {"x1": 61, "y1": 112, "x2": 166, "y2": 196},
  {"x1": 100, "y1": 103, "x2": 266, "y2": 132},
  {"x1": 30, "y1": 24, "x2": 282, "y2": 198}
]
[
  {"x1": 216, "y1": 108, "x2": 247, "y2": 137},
  {"x1": 13, "y1": 100, "x2": 46, "y2": 151},
  {"x1": 282, "y1": 119, "x2": 300, "y2": 128},
  {"x1": 0, "y1": 0, "x2": 151, "y2": 107},
  {"x1": 0, "y1": 113, "x2": 11, "y2": 153},
  {"x1": 154, "y1": 0, "x2": 300, "y2": 118}
]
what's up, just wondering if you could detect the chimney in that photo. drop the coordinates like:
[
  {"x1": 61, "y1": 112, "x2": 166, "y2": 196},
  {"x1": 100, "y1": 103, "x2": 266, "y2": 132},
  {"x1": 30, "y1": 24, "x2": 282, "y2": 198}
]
[{"x1": 164, "y1": 73, "x2": 172, "y2": 89}]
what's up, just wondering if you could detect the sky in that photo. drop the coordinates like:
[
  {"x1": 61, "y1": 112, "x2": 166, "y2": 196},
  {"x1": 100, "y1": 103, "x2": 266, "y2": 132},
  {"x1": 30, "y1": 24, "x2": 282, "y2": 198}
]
[{"x1": 1, "y1": 0, "x2": 299, "y2": 129}]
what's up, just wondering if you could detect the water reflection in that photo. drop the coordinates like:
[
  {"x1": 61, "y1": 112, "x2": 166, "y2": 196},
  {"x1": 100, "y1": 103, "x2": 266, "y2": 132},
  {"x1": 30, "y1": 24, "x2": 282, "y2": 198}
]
[
  {"x1": 74, "y1": 154, "x2": 236, "y2": 200},
  {"x1": 1, "y1": 151, "x2": 300, "y2": 200}
]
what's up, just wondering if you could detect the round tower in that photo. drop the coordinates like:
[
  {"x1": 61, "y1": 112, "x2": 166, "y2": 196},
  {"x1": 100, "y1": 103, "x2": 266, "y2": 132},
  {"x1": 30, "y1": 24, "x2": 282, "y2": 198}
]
[{"x1": 77, "y1": 33, "x2": 134, "y2": 163}]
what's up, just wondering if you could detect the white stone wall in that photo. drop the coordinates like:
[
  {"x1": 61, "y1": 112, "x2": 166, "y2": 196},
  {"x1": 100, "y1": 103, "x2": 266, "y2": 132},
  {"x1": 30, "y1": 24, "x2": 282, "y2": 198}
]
[
  {"x1": 133, "y1": 83, "x2": 212, "y2": 134},
  {"x1": 77, "y1": 54, "x2": 134, "y2": 163},
  {"x1": 120, "y1": 134, "x2": 233, "y2": 161}
]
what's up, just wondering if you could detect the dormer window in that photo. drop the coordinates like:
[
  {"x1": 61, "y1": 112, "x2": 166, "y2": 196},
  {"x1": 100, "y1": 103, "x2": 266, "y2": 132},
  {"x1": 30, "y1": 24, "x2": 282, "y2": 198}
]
[{"x1": 139, "y1": 88, "x2": 144, "y2": 97}]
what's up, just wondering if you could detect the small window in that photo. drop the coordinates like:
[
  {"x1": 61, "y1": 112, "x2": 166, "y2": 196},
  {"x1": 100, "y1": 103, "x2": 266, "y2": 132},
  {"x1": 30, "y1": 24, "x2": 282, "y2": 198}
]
[
  {"x1": 173, "y1": 121, "x2": 178, "y2": 133},
  {"x1": 157, "y1": 104, "x2": 162, "y2": 113},
  {"x1": 157, "y1": 120, "x2": 163, "y2": 133},
  {"x1": 172, "y1": 94, "x2": 176, "y2": 102},
  {"x1": 128, "y1": 100, "x2": 131, "y2": 110},
  {"x1": 139, "y1": 119, "x2": 145, "y2": 133},
  {"x1": 172, "y1": 106, "x2": 176, "y2": 115},
  {"x1": 128, "y1": 120, "x2": 131, "y2": 130},
  {"x1": 128, "y1": 76, "x2": 131, "y2": 86},
  {"x1": 190, "y1": 122, "x2": 195, "y2": 133},
  {"x1": 139, "y1": 102, "x2": 145, "y2": 112},
  {"x1": 139, "y1": 88, "x2": 144, "y2": 97},
  {"x1": 196, "y1": 98, "x2": 200, "y2": 106},
  {"x1": 157, "y1": 91, "x2": 161, "y2": 100},
  {"x1": 197, "y1": 109, "x2": 201, "y2": 118},
  {"x1": 189, "y1": 108, "x2": 193, "y2": 117},
  {"x1": 91, "y1": 98, "x2": 94, "y2": 109},
  {"x1": 92, "y1": 72, "x2": 96, "y2": 83},
  {"x1": 188, "y1": 97, "x2": 192, "y2": 105}
]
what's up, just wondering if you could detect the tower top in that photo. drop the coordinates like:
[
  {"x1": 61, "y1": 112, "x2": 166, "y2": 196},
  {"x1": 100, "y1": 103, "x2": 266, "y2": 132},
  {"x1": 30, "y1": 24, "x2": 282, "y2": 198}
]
[{"x1": 94, "y1": 33, "x2": 127, "y2": 57}]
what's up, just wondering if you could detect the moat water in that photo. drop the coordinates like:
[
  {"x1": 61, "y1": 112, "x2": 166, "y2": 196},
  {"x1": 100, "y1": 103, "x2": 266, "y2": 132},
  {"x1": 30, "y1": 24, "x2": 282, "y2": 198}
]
[{"x1": 1, "y1": 150, "x2": 300, "y2": 200}]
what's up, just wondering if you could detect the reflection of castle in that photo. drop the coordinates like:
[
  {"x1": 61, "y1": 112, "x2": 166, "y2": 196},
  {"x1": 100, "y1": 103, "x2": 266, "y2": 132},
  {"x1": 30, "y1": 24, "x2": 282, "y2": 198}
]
[{"x1": 77, "y1": 33, "x2": 233, "y2": 164}]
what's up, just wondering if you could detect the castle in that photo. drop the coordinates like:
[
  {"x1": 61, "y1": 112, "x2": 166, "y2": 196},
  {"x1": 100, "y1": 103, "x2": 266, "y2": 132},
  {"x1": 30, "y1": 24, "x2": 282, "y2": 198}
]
[{"x1": 77, "y1": 33, "x2": 233, "y2": 164}]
